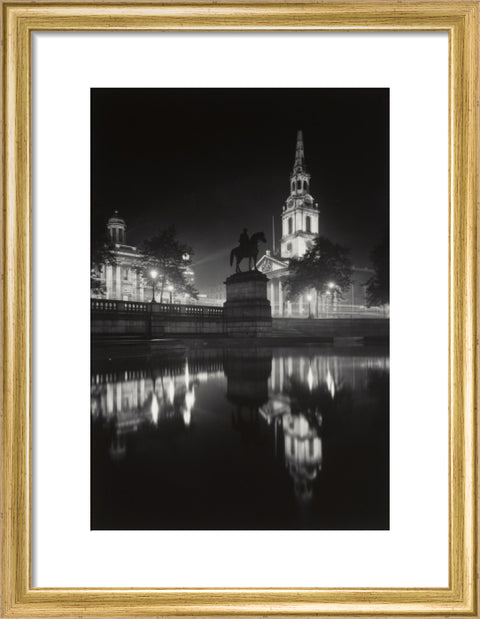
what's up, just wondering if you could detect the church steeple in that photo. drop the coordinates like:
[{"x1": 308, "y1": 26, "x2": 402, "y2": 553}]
[
  {"x1": 289, "y1": 130, "x2": 310, "y2": 197},
  {"x1": 281, "y1": 131, "x2": 319, "y2": 259},
  {"x1": 293, "y1": 130, "x2": 305, "y2": 173}
]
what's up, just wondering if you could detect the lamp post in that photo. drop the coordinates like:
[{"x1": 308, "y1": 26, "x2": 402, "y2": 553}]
[
  {"x1": 167, "y1": 284, "x2": 173, "y2": 304},
  {"x1": 150, "y1": 270, "x2": 158, "y2": 303}
]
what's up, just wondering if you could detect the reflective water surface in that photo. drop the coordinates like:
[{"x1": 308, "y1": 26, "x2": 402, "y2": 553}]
[{"x1": 91, "y1": 346, "x2": 389, "y2": 530}]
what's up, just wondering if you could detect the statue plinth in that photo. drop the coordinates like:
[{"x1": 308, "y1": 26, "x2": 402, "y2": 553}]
[{"x1": 223, "y1": 271, "x2": 272, "y2": 337}]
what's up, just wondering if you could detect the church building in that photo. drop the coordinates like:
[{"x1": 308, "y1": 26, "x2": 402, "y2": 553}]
[{"x1": 257, "y1": 131, "x2": 372, "y2": 317}]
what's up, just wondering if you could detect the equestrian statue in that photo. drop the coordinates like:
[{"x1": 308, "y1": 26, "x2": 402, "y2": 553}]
[{"x1": 230, "y1": 229, "x2": 267, "y2": 273}]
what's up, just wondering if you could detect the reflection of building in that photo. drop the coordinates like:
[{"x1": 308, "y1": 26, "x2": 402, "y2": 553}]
[
  {"x1": 92, "y1": 212, "x2": 194, "y2": 302},
  {"x1": 91, "y1": 360, "x2": 203, "y2": 459},
  {"x1": 283, "y1": 413, "x2": 322, "y2": 503},
  {"x1": 257, "y1": 131, "x2": 374, "y2": 317}
]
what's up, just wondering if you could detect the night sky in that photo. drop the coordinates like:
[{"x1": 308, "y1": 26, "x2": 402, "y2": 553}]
[{"x1": 91, "y1": 88, "x2": 389, "y2": 288}]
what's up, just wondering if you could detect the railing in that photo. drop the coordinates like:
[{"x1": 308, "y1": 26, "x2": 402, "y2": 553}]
[{"x1": 91, "y1": 298, "x2": 224, "y2": 318}]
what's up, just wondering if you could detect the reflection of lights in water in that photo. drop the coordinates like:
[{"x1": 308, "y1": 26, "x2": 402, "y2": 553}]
[
  {"x1": 183, "y1": 387, "x2": 195, "y2": 427},
  {"x1": 151, "y1": 394, "x2": 159, "y2": 423},
  {"x1": 307, "y1": 366, "x2": 313, "y2": 392},
  {"x1": 185, "y1": 360, "x2": 190, "y2": 387},
  {"x1": 168, "y1": 379, "x2": 175, "y2": 404},
  {"x1": 326, "y1": 369, "x2": 335, "y2": 398}
]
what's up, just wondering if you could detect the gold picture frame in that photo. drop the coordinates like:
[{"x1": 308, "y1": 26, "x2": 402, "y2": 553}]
[{"x1": 1, "y1": 2, "x2": 478, "y2": 616}]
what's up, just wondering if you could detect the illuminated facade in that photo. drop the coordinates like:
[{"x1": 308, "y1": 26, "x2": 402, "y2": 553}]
[
  {"x1": 257, "y1": 131, "x2": 374, "y2": 317},
  {"x1": 92, "y1": 211, "x2": 194, "y2": 302}
]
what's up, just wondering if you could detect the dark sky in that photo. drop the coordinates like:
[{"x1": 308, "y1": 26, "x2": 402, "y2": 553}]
[{"x1": 91, "y1": 88, "x2": 389, "y2": 288}]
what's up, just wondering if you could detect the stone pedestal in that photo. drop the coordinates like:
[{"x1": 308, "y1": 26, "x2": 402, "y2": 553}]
[{"x1": 223, "y1": 271, "x2": 272, "y2": 337}]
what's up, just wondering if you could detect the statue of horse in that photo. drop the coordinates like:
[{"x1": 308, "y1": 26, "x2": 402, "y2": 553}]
[{"x1": 230, "y1": 231, "x2": 267, "y2": 273}]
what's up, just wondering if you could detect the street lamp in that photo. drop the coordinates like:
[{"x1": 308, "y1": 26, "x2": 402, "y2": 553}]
[
  {"x1": 167, "y1": 284, "x2": 174, "y2": 304},
  {"x1": 150, "y1": 269, "x2": 158, "y2": 303}
]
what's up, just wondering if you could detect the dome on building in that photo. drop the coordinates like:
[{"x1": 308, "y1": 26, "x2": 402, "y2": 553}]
[
  {"x1": 107, "y1": 211, "x2": 126, "y2": 227},
  {"x1": 107, "y1": 211, "x2": 127, "y2": 244}
]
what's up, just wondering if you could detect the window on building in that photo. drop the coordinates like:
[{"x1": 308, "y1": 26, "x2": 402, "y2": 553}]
[
  {"x1": 291, "y1": 181, "x2": 295, "y2": 192},
  {"x1": 287, "y1": 242, "x2": 292, "y2": 252},
  {"x1": 296, "y1": 179, "x2": 301, "y2": 190},
  {"x1": 306, "y1": 216, "x2": 311, "y2": 233},
  {"x1": 123, "y1": 269, "x2": 128, "y2": 281},
  {"x1": 288, "y1": 217, "x2": 293, "y2": 234}
]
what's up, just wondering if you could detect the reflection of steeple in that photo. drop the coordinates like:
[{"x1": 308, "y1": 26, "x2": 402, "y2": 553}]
[{"x1": 283, "y1": 413, "x2": 322, "y2": 503}]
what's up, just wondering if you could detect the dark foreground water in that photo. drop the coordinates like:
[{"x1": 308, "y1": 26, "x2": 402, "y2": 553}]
[{"x1": 91, "y1": 345, "x2": 389, "y2": 530}]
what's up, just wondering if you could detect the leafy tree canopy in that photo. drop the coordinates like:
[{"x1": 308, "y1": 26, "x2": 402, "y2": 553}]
[
  {"x1": 284, "y1": 236, "x2": 352, "y2": 301},
  {"x1": 140, "y1": 225, "x2": 198, "y2": 302},
  {"x1": 365, "y1": 238, "x2": 389, "y2": 308}
]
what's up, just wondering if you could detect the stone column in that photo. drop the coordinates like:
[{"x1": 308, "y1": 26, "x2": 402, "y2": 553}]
[
  {"x1": 116, "y1": 266, "x2": 122, "y2": 299},
  {"x1": 106, "y1": 265, "x2": 113, "y2": 299},
  {"x1": 279, "y1": 281, "x2": 284, "y2": 316},
  {"x1": 299, "y1": 294, "x2": 304, "y2": 316}
]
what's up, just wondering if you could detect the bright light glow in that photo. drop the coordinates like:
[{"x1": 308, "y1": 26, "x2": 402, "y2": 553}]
[
  {"x1": 307, "y1": 366, "x2": 313, "y2": 392},
  {"x1": 150, "y1": 269, "x2": 158, "y2": 279},
  {"x1": 328, "y1": 282, "x2": 335, "y2": 289},
  {"x1": 167, "y1": 285, "x2": 174, "y2": 291},
  {"x1": 150, "y1": 394, "x2": 159, "y2": 424},
  {"x1": 184, "y1": 386, "x2": 195, "y2": 427},
  {"x1": 185, "y1": 388, "x2": 195, "y2": 412},
  {"x1": 168, "y1": 379, "x2": 175, "y2": 405},
  {"x1": 307, "y1": 294, "x2": 312, "y2": 301},
  {"x1": 326, "y1": 369, "x2": 336, "y2": 399}
]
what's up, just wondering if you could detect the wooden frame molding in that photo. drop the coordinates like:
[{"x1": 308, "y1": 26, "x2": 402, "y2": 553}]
[{"x1": 2, "y1": 2, "x2": 478, "y2": 616}]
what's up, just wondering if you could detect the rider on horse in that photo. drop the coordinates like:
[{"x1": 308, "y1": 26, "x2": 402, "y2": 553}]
[{"x1": 239, "y1": 228, "x2": 250, "y2": 254}]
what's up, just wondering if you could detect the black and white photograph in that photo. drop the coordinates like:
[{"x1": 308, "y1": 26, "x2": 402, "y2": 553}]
[{"x1": 90, "y1": 88, "x2": 389, "y2": 530}]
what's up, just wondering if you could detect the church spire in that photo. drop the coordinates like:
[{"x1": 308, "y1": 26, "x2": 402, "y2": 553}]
[{"x1": 293, "y1": 130, "x2": 305, "y2": 173}]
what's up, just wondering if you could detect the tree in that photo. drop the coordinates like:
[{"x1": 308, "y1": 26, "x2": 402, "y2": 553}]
[
  {"x1": 140, "y1": 226, "x2": 198, "y2": 302},
  {"x1": 284, "y1": 236, "x2": 352, "y2": 305},
  {"x1": 365, "y1": 239, "x2": 389, "y2": 308},
  {"x1": 91, "y1": 214, "x2": 116, "y2": 296}
]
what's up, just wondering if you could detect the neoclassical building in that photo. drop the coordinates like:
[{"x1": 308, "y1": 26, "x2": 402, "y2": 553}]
[
  {"x1": 103, "y1": 212, "x2": 146, "y2": 301},
  {"x1": 92, "y1": 212, "x2": 194, "y2": 303},
  {"x1": 257, "y1": 131, "x2": 373, "y2": 317}
]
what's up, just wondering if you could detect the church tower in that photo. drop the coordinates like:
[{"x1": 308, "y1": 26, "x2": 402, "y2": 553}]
[{"x1": 280, "y1": 131, "x2": 319, "y2": 258}]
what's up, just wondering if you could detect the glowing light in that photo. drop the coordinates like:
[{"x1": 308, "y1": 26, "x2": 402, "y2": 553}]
[
  {"x1": 307, "y1": 366, "x2": 313, "y2": 392},
  {"x1": 328, "y1": 281, "x2": 335, "y2": 289},
  {"x1": 184, "y1": 360, "x2": 190, "y2": 387},
  {"x1": 150, "y1": 269, "x2": 158, "y2": 279},
  {"x1": 326, "y1": 369, "x2": 336, "y2": 398},
  {"x1": 151, "y1": 394, "x2": 159, "y2": 423},
  {"x1": 183, "y1": 386, "x2": 195, "y2": 427},
  {"x1": 168, "y1": 379, "x2": 175, "y2": 404}
]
